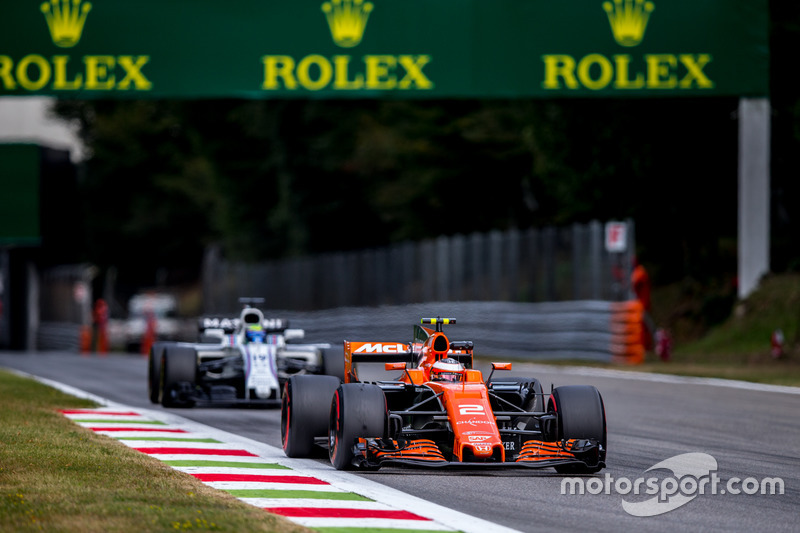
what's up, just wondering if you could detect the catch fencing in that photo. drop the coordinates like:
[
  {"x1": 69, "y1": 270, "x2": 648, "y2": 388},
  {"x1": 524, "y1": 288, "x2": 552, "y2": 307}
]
[
  {"x1": 203, "y1": 220, "x2": 636, "y2": 313},
  {"x1": 35, "y1": 264, "x2": 94, "y2": 351}
]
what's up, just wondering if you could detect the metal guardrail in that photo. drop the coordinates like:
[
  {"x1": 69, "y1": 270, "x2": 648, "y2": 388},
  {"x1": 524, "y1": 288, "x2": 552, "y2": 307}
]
[
  {"x1": 260, "y1": 300, "x2": 642, "y2": 363},
  {"x1": 36, "y1": 300, "x2": 645, "y2": 363},
  {"x1": 37, "y1": 322, "x2": 81, "y2": 351}
]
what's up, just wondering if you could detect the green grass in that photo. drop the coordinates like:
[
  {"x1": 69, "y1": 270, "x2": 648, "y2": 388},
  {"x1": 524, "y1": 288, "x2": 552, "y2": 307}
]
[
  {"x1": 674, "y1": 273, "x2": 800, "y2": 360},
  {"x1": 642, "y1": 272, "x2": 800, "y2": 386},
  {"x1": 525, "y1": 273, "x2": 800, "y2": 387},
  {"x1": 0, "y1": 369, "x2": 310, "y2": 533}
]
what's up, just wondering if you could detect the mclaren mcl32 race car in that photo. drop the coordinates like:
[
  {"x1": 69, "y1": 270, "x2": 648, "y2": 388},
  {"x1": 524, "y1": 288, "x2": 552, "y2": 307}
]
[
  {"x1": 281, "y1": 317, "x2": 606, "y2": 473},
  {"x1": 148, "y1": 299, "x2": 344, "y2": 408}
]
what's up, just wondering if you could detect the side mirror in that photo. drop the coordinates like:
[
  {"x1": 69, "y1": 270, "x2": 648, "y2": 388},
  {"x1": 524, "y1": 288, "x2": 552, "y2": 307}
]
[
  {"x1": 386, "y1": 362, "x2": 416, "y2": 384},
  {"x1": 284, "y1": 328, "x2": 305, "y2": 341},
  {"x1": 487, "y1": 362, "x2": 512, "y2": 383}
]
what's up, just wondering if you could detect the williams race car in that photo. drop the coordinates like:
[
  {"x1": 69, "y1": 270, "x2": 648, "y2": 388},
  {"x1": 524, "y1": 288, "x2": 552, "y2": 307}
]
[
  {"x1": 281, "y1": 317, "x2": 606, "y2": 473},
  {"x1": 148, "y1": 298, "x2": 343, "y2": 408}
]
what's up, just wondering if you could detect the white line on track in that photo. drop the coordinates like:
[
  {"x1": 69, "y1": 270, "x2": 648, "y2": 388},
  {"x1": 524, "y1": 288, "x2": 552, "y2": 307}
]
[{"x1": 517, "y1": 363, "x2": 800, "y2": 395}]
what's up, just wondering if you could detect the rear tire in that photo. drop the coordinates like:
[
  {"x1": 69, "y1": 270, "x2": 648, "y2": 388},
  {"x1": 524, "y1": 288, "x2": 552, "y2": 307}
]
[
  {"x1": 148, "y1": 342, "x2": 169, "y2": 404},
  {"x1": 548, "y1": 385, "x2": 606, "y2": 474},
  {"x1": 322, "y1": 346, "x2": 345, "y2": 382},
  {"x1": 281, "y1": 375, "x2": 340, "y2": 458},
  {"x1": 329, "y1": 383, "x2": 387, "y2": 470},
  {"x1": 161, "y1": 346, "x2": 197, "y2": 408}
]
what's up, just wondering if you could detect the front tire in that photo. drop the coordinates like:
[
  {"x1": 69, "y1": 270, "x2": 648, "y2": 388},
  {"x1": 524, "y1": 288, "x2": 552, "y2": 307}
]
[
  {"x1": 329, "y1": 383, "x2": 387, "y2": 470},
  {"x1": 161, "y1": 346, "x2": 197, "y2": 408},
  {"x1": 281, "y1": 375, "x2": 340, "y2": 458},
  {"x1": 548, "y1": 385, "x2": 606, "y2": 474},
  {"x1": 148, "y1": 342, "x2": 169, "y2": 404}
]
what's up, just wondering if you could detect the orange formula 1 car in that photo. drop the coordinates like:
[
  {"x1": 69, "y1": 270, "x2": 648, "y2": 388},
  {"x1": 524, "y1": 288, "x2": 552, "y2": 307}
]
[{"x1": 281, "y1": 317, "x2": 606, "y2": 473}]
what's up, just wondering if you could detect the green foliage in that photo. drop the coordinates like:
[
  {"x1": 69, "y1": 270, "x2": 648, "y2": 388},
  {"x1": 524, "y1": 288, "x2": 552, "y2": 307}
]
[
  {"x1": 679, "y1": 273, "x2": 800, "y2": 359},
  {"x1": 49, "y1": 1, "x2": 800, "y2": 291},
  {"x1": 54, "y1": 97, "x2": 748, "y2": 287}
]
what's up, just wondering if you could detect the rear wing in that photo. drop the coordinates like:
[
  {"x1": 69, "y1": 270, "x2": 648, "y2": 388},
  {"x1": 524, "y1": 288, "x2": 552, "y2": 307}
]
[
  {"x1": 343, "y1": 338, "x2": 475, "y2": 382},
  {"x1": 343, "y1": 341, "x2": 417, "y2": 383}
]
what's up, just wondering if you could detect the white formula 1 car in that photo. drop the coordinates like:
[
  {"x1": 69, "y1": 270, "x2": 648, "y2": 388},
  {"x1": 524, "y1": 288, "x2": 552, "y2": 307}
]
[{"x1": 148, "y1": 299, "x2": 343, "y2": 407}]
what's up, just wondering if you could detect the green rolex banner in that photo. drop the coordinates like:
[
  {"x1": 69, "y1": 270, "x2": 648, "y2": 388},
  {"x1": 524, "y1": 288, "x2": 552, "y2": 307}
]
[{"x1": 0, "y1": 0, "x2": 768, "y2": 99}]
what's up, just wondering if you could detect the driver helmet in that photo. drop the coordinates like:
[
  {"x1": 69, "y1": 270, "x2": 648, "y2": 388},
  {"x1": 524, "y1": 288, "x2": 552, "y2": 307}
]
[
  {"x1": 430, "y1": 358, "x2": 465, "y2": 382},
  {"x1": 245, "y1": 323, "x2": 265, "y2": 343}
]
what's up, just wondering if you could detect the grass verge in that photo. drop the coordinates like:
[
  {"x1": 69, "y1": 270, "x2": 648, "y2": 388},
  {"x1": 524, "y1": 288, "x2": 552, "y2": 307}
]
[
  {"x1": 643, "y1": 272, "x2": 800, "y2": 386},
  {"x1": 524, "y1": 273, "x2": 800, "y2": 387},
  {"x1": 530, "y1": 358, "x2": 800, "y2": 387},
  {"x1": 0, "y1": 369, "x2": 309, "y2": 533}
]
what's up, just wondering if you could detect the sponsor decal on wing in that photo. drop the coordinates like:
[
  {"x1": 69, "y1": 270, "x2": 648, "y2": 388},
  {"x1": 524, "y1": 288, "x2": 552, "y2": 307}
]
[{"x1": 351, "y1": 342, "x2": 409, "y2": 354}]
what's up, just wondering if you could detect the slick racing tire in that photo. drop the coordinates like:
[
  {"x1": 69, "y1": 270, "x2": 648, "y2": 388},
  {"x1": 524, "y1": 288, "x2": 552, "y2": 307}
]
[
  {"x1": 329, "y1": 383, "x2": 387, "y2": 470},
  {"x1": 161, "y1": 346, "x2": 197, "y2": 408},
  {"x1": 281, "y1": 375, "x2": 340, "y2": 458},
  {"x1": 548, "y1": 385, "x2": 607, "y2": 474},
  {"x1": 322, "y1": 347, "x2": 345, "y2": 382},
  {"x1": 147, "y1": 342, "x2": 169, "y2": 404}
]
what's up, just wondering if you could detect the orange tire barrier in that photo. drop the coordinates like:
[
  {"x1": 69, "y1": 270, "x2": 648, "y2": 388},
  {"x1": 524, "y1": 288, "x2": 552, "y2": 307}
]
[
  {"x1": 609, "y1": 300, "x2": 645, "y2": 364},
  {"x1": 79, "y1": 325, "x2": 92, "y2": 354}
]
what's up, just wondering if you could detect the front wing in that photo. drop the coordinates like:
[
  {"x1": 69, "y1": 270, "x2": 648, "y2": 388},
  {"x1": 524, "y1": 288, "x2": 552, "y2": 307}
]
[{"x1": 351, "y1": 437, "x2": 605, "y2": 470}]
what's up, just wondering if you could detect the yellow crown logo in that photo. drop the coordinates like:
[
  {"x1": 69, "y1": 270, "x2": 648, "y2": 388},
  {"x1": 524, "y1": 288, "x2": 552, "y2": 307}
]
[
  {"x1": 321, "y1": 0, "x2": 373, "y2": 48},
  {"x1": 602, "y1": 0, "x2": 654, "y2": 47},
  {"x1": 41, "y1": 0, "x2": 92, "y2": 48}
]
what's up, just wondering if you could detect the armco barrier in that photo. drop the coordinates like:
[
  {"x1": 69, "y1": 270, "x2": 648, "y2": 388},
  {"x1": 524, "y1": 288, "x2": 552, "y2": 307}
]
[
  {"x1": 35, "y1": 300, "x2": 646, "y2": 363},
  {"x1": 264, "y1": 300, "x2": 646, "y2": 363},
  {"x1": 37, "y1": 322, "x2": 81, "y2": 351}
]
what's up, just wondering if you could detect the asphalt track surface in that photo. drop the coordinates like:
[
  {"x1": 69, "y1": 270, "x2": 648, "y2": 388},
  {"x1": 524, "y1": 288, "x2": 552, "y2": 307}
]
[{"x1": 2, "y1": 350, "x2": 799, "y2": 532}]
